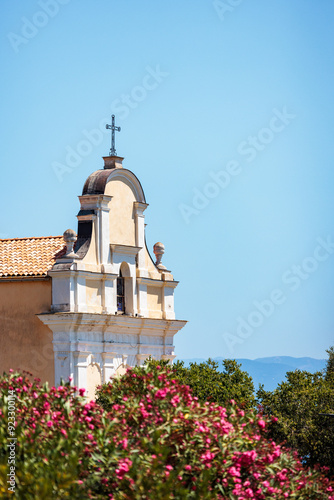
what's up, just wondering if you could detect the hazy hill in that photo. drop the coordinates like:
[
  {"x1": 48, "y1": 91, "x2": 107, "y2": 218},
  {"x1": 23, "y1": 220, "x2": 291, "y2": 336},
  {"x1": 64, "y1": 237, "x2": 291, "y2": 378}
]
[{"x1": 180, "y1": 356, "x2": 327, "y2": 391}]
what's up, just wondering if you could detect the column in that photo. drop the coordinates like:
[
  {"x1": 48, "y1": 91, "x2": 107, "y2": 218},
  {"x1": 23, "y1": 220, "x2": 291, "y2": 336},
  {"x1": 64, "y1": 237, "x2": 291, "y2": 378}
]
[
  {"x1": 134, "y1": 202, "x2": 148, "y2": 277},
  {"x1": 73, "y1": 351, "x2": 89, "y2": 390},
  {"x1": 101, "y1": 352, "x2": 117, "y2": 383}
]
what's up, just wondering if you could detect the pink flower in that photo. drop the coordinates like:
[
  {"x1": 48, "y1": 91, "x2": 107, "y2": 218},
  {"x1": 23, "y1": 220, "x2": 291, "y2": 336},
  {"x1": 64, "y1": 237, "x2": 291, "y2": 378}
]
[
  {"x1": 234, "y1": 450, "x2": 257, "y2": 467},
  {"x1": 166, "y1": 465, "x2": 173, "y2": 471},
  {"x1": 171, "y1": 395, "x2": 180, "y2": 407},
  {"x1": 47, "y1": 421, "x2": 53, "y2": 428},
  {"x1": 228, "y1": 466, "x2": 240, "y2": 477},
  {"x1": 155, "y1": 388, "x2": 168, "y2": 399},
  {"x1": 79, "y1": 388, "x2": 86, "y2": 396},
  {"x1": 60, "y1": 429, "x2": 67, "y2": 438},
  {"x1": 185, "y1": 465, "x2": 192, "y2": 471},
  {"x1": 272, "y1": 446, "x2": 281, "y2": 458},
  {"x1": 201, "y1": 451, "x2": 215, "y2": 464},
  {"x1": 258, "y1": 419, "x2": 266, "y2": 429},
  {"x1": 115, "y1": 458, "x2": 132, "y2": 480}
]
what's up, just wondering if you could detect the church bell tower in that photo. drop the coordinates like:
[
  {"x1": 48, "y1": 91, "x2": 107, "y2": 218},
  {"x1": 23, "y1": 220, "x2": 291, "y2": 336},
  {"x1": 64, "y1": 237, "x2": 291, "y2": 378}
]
[{"x1": 38, "y1": 116, "x2": 186, "y2": 398}]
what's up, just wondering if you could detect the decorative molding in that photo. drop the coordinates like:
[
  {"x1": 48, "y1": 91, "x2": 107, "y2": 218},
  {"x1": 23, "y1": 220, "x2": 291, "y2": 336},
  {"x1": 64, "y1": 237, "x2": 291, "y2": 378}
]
[
  {"x1": 0, "y1": 275, "x2": 50, "y2": 282},
  {"x1": 78, "y1": 194, "x2": 112, "y2": 210},
  {"x1": 137, "y1": 277, "x2": 179, "y2": 289},
  {"x1": 38, "y1": 312, "x2": 186, "y2": 333},
  {"x1": 111, "y1": 244, "x2": 142, "y2": 257},
  {"x1": 77, "y1": 213, "x2": 97, "y2": 222},
  {"x1": 133, "y1": 201, "x2": 149, "y2": 216},
  {"x1": 106, "y1": 169, "x2": 146, "y2": 204}
]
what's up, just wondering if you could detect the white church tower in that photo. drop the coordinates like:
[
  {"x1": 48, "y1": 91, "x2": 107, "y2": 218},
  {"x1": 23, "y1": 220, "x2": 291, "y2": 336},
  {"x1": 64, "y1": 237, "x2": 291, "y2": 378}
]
[{"x1": 38, "y1": 119, "x2": 186, "y2": 398}]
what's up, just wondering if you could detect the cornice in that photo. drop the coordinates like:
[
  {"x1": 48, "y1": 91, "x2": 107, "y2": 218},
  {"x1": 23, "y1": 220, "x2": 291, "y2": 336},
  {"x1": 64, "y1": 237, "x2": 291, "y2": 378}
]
[
  {"x1": 137, "y1": 277, "x2": 179, "y2": 288},
  {"x1": 37, "y1": 312, "x2": 187, "y2": 333},
  {"x1": 0, "y1": 275, "x2": 50, "y2": 282}
]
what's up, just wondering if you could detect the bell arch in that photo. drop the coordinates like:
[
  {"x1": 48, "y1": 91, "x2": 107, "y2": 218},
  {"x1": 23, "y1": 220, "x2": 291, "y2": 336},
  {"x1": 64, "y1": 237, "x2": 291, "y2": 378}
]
[{"x1": 118, "y1": 261, "x2": 135, "y2": 315}]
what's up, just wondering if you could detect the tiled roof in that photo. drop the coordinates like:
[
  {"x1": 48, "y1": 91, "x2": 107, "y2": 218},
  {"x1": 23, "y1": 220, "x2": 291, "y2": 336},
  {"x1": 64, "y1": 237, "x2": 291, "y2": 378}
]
[{"x1": 0, "y1": 236, "x2": 66, "y2": 277}]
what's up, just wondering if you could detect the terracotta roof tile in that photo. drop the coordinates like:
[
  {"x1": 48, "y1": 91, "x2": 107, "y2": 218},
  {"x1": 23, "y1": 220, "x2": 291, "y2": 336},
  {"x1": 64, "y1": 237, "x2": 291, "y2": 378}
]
[{"x1": 0, "y1": 236, "x2": 66, "y2": 277}]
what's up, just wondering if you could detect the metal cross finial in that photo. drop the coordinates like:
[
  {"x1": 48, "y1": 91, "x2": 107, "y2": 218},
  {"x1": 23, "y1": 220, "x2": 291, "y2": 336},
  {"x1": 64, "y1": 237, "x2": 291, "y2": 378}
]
[{"x1": 106, "y1": 115, "x2": 121, "y2": 156}]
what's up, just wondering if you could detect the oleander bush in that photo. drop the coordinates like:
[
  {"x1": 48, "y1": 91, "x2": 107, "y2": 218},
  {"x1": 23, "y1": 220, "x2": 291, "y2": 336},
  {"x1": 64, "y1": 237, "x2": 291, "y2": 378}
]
[
  {"x1": 0, "y1": 367, "x2": 333, "y2": 499},
  {"x1": 96, "y1": 357, "x2": 256, "y2": 412}
]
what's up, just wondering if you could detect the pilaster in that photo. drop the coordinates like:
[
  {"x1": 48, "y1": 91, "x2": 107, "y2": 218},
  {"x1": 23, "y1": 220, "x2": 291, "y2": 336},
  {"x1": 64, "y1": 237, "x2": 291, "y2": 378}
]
[
  {"x1": 101, "y1": 352, "x2": 117, "y2": 383},
  {"x1": 73, "y1": 351, "x2": 89, "y2": 390},
  {"x1": 134, "y1": 202, "x2": 149, "y2": 277}
]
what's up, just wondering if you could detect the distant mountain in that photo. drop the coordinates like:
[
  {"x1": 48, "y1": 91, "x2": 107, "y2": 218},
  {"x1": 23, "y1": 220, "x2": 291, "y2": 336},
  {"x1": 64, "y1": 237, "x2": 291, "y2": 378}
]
[{"x1": 179, "y1": 356, "x2": 327, "y2": 392}]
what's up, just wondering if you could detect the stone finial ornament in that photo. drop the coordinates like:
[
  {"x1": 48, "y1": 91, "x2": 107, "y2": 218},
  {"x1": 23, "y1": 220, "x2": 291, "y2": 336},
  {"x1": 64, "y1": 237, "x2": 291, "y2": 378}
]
[
  {"x1": 63, "y1": 229, "x2": 77, "y2": 258},
  {"x1": 153, "y1": 242, "x2": 167, "y2": 271}
]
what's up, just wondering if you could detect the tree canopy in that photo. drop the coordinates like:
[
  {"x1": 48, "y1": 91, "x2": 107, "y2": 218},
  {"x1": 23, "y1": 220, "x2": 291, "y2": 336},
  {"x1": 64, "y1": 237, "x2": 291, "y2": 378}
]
[
  {"x1": 172, "y1": 358, "x2": 255, "y2": 409},
  {"x1": 257, "y1": 346, "x2": 334, "y2": 475}
]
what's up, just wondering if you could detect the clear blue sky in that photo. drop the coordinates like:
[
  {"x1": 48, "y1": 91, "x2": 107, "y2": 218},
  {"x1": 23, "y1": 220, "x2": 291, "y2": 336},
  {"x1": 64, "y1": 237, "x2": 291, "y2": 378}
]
[{"x1": 1, "y1": 1, "x2": 333, "y2": 360}]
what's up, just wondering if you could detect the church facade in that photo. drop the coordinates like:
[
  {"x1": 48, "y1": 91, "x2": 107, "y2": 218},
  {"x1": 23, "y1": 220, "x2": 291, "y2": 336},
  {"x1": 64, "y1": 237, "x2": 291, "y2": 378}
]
[{"x1": 0, "y1": 152, "x2": 186, "y2": 399}]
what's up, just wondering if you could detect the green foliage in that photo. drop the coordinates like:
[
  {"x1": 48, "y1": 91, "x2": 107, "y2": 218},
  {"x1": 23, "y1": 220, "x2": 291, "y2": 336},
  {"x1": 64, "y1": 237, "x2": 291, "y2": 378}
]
[
  {"x1": 1, "y1": 361, "x2": 334, "y2": 498},
  {"x1": 325, "y1": 346, "x2": 334, "y2": 382},
  {"x1": 171, "y1": 358, "x2": 256, "y2": 408},
  {"x1": 257, "y1": 346, "x2": 334, "y2": 476},
  {"x1": 97, "y1": 358, "x2": 255, "y2": 412}
]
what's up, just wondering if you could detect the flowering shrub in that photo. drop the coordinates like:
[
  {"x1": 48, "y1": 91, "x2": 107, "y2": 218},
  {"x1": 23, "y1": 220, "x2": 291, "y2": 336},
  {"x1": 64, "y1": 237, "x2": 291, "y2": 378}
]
[
  {"x1": 0, "y1": 368, "x2": 333, "y2": 499},
  {"x1": 0, "y1": 371, "x2": 103, "y2": 498}
]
